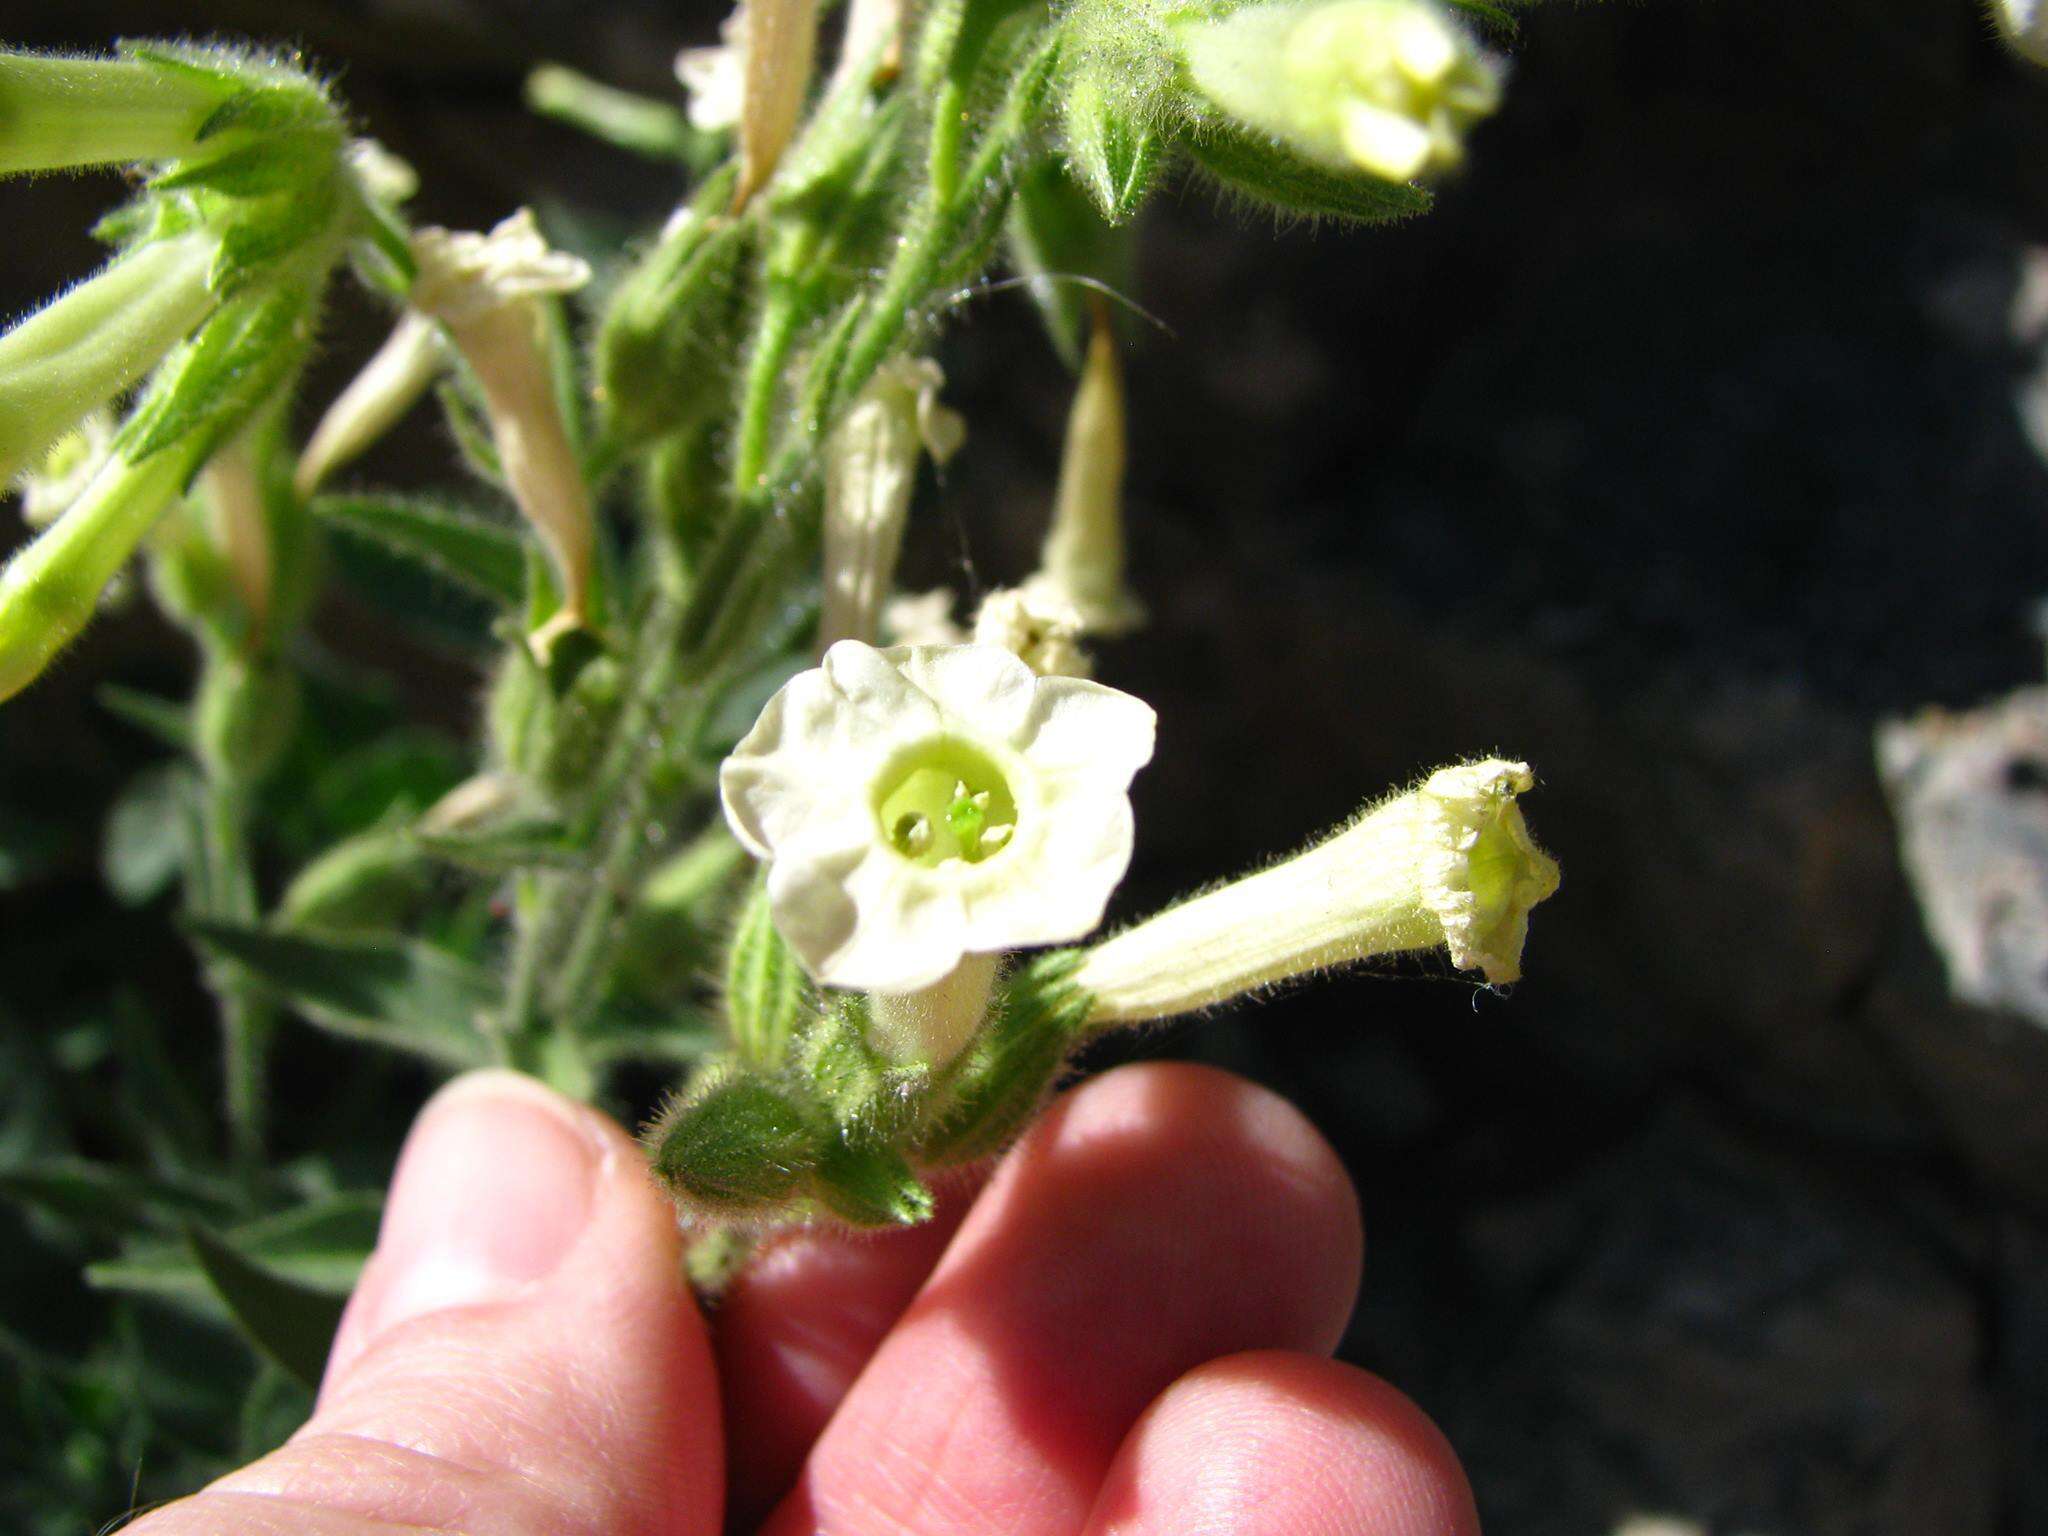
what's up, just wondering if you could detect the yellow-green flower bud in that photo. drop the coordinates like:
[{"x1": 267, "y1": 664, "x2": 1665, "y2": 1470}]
[
  {"x1": 1179, "y1": 0, "x2": 1502, "y2": 184},
  {"x1": 1075, "y1": 759, "x2": 1560, "y2": 1024},
  {"x1": 195, "y1": 651, "x2": 299, "y2": 787}
]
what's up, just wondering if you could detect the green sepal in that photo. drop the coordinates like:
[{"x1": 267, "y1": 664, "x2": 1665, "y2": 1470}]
[
  {"x1": 797, "y1": 996, "x2": 931, "y2": 1137},
  {"x1": 1186, "y1": 120, "x2": 1432, "y2": 225},
  {"x1": 1057, "y1": 70, "x2": 1165, "y2": 226},
  {"x1": 647, "y1": 1067, "x2": 822, "y2": 1219},
  {"x1": 724, "y1": 878, "x2": 812, "y2": 1072},
  {"x1": 183, "y1": 1222, "x2": 349, "y2": 1391},
  {"x1": 310, "y1": 493, "x2": 527, "y2": 608},
  {"x1": 596, "y1": 170, "x2": 754, "y2": 446},
  {"x1": 814, "y1": 1135, "x2": 935, "y2": 1227},
  {"x1": 1007, "y1": 156, "x2": 1136, "y2": 366},
  {"x1": 150, "y1": 138, "x2": 310, "y2": 198},
  {"x1": 186, "y1": 919, "x2": 498, "y2": 1069},
  {"x1": 913, "y1": 949, "x2": 1094, "y2": 1166},
  {"x1": 126, "y1": 285, "x2": 315, "y2": 470}
]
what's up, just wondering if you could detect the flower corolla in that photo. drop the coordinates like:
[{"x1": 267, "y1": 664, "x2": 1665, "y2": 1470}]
[
  {"x1": 1181, "y1": 0, "x2": 1502, "y2": 183},
  {"x1": 720, "y1": 640, "x2": 1156, "y2": 991}
]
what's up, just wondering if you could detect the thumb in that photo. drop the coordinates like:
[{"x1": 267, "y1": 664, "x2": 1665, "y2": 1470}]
[{"x1": 131, "y1": 1070, "x2": 723, "y2": 1536}]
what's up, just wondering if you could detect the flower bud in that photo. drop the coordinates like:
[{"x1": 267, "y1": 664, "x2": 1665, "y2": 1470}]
[
  {"x1": 294, "y1": 312, "x2": 448, "y2": 497},
  {"x1": 195, "y1": 651, "x2": 299, "y2": 787},
  {"x1": 1020, "y1": 313, "x2": 1143, "y2": 636},
  {"x1": 1179, "y1": 0, "x2": 1501, "y2": 184},
  {"x1": 0, "y1": 232, "x2": 218, "y2": 484},
  {"x1": 1994, "y1": 0, "x2": 2048, "y2": 63},
  {"x1": 199, "y1": 437, "x2": 274, "y2": 648},
  {"x1": 1074, "y1": 759, "x2": 1560, "y2": 1024}
]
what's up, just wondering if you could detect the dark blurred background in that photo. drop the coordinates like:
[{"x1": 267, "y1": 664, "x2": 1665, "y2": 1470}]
[{"x1": 5, "y1": 1, "x2": 2048, "y2": 1532}]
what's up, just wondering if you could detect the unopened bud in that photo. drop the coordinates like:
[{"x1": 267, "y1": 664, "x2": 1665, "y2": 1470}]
[
  {"x1": 1075, "y1": 759, "x2": 1561, "y2": 1024},
  {"x1": 734, "y1": 0, "x2": 823, "y2": 207}
]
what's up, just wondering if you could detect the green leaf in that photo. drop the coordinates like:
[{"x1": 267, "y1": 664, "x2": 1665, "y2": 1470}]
[
  {"x1": 1187, "y1": 122, "x2": 1432, "y2": 225},
  {"x1": 187, "y1": 920, "x2": 497, "y2": 1067},
  {"x1": 97, "y1": 684, "x2": 192, "y2": 750},
  {"x1": 184, "y1": 1223, "x2": 349, "y2": 1390},
  {"x1": 310, "y1": 493, "x2": 527, "y2": 608},
  {"x1": 0, "y1": 1157, "x2": 240, "y2": 1238},
  {"x1": 88, "y1": 1190, "x2": 381, "y2": 1306},
  {"x1": 724, "y1": 880, "x2": 811, "y2": 1072},
  {"x1": 102, "y1": 762, "x2": 201, "y2": 906}
]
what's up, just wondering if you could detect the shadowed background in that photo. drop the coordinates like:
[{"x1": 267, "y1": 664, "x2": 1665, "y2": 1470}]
[{"x1": 3, "y1": 1, "x2": 2047, "y2": 1532}]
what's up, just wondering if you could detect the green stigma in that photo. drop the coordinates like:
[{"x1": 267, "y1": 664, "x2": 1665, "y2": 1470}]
[{"x1": 874, "y1": 738, "x2": 1018, "y2": 868}]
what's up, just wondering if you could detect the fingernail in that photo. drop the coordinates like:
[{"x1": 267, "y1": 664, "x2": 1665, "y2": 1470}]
[{"x1": 364, "y1": 1071, "x2": 602, "y2": 1339}]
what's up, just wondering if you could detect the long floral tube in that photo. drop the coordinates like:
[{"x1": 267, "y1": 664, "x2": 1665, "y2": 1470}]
[{"x1": 0, "y1": 232, "x2": 218, "y2": 483}]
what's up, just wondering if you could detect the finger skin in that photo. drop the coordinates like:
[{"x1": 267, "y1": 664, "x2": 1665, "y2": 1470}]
[
  {"x1": 766, "y1": 1061, "x2": 1365, "y2": 1536},
  {"x1": 1083, "y1": 1352, "x2": 1482, "y2": 1536},
  {"x1": 126, "y1": 1072, "x2": 724, "y2": 1536},
  {"x1": 716, "y1": 1174, "x2": 977, "y2": 1527}
]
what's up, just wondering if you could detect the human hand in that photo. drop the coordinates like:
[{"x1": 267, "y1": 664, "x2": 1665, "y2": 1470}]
[{"x1": 125, "y1": 1062, "x2": 1478, "y2": 1535}]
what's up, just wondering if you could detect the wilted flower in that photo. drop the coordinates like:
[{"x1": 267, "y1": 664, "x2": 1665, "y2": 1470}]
[
  {"x1": 1180, "y1": 0, "x2": 1502, "y2": 183},
  {"x1": 720, "y1": 640, "x2": 1156, "y2": 991},
  {"x1": 1076, "y1": 759, "x2": 1560, "y2": 1023},
  {"x1": 677, "y1": 7, "x2": 746, "y2": 131},
  {"x1": 973, "y1": 586, "x2": 1091, "y2": 678},
  {"x1": 410, "y1": 209, "x2": 595, "y2": 644},
  {"x1": 819, "y1": 356, "x2": 964, "y2": 651}
]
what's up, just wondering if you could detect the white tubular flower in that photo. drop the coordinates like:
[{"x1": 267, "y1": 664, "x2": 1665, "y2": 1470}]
[
  {"x1": 720, "y1": 640, "x2": 1157, "y2": 992},
  {"x1": 1994, "y1": 0, "x2": 2048, "y2": 64},
  {"x1": 1021, "y1": 316, "x2": 1144, "y2": 637},
  {"x1": 410, "y1": 210, "x2": 595, "y2": 642},
  {"x1": 14, "y1": 410, "x2": 114, "y2": 529},
  {"x1": 294, "y1": 311, "x2": 448, "y2": 498},
  {"x1": 973, "y1": 586, "x2": 1092, "y2": 678},
  {"x1": 1181, "y1": 0, "x2": 1502, "y2": 183},
  {"x1": 1075, "y1": 759, "x2": 1560, "y2": 1024},
  {"x1": 677, "y1": 7, "x2": 746, "y2": 131},
  {"x1": 819, "y1": 357, "x2": 965, "y2": 652}
]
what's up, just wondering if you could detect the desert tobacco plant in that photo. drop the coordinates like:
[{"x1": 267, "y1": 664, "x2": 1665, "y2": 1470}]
[{"x1": 1, "y1": 0, "x2": 1562, "y2": 1469}]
